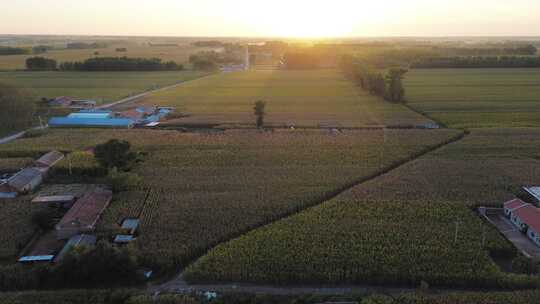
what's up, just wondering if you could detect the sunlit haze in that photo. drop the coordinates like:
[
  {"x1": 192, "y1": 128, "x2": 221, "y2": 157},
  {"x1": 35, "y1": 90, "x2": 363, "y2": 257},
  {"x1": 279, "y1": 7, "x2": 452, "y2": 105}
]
[{"x1": 3, "y1": 0, "x2": 540, "y2": 37}]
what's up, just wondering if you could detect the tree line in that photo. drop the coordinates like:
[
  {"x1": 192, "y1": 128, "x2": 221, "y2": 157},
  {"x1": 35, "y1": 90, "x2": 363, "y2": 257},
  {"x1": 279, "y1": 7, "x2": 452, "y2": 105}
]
[
  {"x1": 340, "y1": 55, "x2": 408, "y2": 103},
  {"x1": 62, "y1": 57, "x2": 183, "y2": 71},
  {"x1": 0, "y1": 46, "x2": 30, "y2": 55},
  {"x1": 25, "y1": 56, "x2": 184, "y2": 71},
  {"x1": 66, "y1": 42, "x2": 108, "y2": 49},
  {"x1": 434, "y1": 44, "x2": 537, "y2": 56},
  {"x1": 0, "y1": 84, "x2": 35, "y2": 136},
  {"x1": 412, "y1": 56, "x2": 540, "y2": 68}
]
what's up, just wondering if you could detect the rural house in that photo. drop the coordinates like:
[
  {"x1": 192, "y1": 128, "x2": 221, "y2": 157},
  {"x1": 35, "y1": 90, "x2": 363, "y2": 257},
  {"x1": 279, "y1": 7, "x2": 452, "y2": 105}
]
[
  {"x1": 49, "y1": 96, "x2": 74, "y2": 107},
  {"x1": 7, "y1": 167, "x2": 43, "y2": 194},
  {"x1": 503, "y1": 198, "x2": 540, "y2": 247},
  {"x1": 35, "y1": 151, "x2": 64, "y2": 168},
  {"x1": 55, "y1": 189, "x2": 113, "y2": 239}
]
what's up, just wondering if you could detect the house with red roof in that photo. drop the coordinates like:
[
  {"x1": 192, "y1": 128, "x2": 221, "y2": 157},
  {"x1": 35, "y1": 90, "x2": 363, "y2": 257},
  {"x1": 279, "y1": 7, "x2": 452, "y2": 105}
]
[
  {"x1": 504, "y1": 198, "x2": 540, "y2": 247},
  {"x1": 55, "y1": 188, "x2": 113, "y2": 239}
]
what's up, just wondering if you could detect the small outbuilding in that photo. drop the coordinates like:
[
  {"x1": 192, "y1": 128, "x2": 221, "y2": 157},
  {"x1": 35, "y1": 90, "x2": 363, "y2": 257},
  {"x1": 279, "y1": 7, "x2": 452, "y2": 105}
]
[
  {"x1": 7, "y1": 168, "x2": 43, "y2": 194},
  {"x1": 114, "y1": 234, "x2": 136, "y2": 244},
  {"x1": 18, "y1": 255, "x2": 55, "y2": 263},
  {"x1": 120, "y1": 218, "x2": 140, "y2": 235},
  {"x1": 32, "y1": 195, "x2": 76, "y2": 209}
]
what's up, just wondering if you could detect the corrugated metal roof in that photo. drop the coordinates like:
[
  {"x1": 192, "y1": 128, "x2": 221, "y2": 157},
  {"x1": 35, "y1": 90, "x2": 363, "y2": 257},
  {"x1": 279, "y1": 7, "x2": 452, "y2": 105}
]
[
  {"x1": 8, "y1": 168, "x2": 43, "y2": 191},
  {"x1": 78, "y1": 109, "x2": 111, "y2": 113},
  {"x1": 121, "y1": 218, "x2": 140, "y2": 233},
  {"x1": 524, "y1": 187, "x2": 540, "y2": 203},
  {"x1": 56, "y1": 189, "x2": 113, "y2": 231},
  {"x1": 114, "y1": 235, "x2": 135, "y2": 243},
  {"x1": 19, "y1": 255, "x2": 55, "y2": 262},
  {"x1": 504, "y1": 198, "x2": 529, "y2": 210},
  {"x1": 35, "y1": 151, "x2": 64, "y2": 168},
  {"x1": 68, "y1": 112, "x2": 112, "y2": 119},
  {"x1": 49, "y1": 117, "x2": 134, "y2": 128},
  {"x1": 32, "y1": 195, "x2": 76, "y2": 204}
]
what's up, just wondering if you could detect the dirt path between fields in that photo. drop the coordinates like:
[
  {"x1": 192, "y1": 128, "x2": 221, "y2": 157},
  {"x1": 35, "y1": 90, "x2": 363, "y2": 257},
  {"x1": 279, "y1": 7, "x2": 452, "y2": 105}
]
[
  {"x1": 97, "y1": 73, "x2": 212, "y2": 110},
  {"x1": 149, "y1": 130, "x2": 469, "y2": 297}
]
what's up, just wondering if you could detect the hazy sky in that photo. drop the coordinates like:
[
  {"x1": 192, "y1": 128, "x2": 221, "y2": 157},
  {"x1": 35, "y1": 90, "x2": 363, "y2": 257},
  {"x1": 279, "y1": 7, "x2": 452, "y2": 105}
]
[{"x1": 3, "y1": 0, "x2": 540, "y2": 37}]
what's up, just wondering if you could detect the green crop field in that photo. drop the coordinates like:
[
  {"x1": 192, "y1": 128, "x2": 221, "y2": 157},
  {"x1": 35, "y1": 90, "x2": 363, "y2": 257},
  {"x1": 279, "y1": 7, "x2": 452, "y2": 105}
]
[
  {"x1": 184, "y1": 128, "x2": 540, "y2": 289},
  {"x1": 0, "y1": 71, "x2": 207, "y2": 104},
  {"x1": 137, "y1": 69, "x2": 431, "y2": 128},
  {"x1": 406, "y1": 69, "x2": 540, "y2": 128},
  {"x1": 0, "y1": 128, "x2": 458, "y2": 272}
]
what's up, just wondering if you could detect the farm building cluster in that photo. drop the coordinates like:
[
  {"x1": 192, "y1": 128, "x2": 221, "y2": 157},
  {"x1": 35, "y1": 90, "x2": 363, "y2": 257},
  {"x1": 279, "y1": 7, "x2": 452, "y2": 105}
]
[
  {"x1": 503, "y1": 198, "x2": 540, "y2": 248},
  {"x1": 0, "y1": 150, "x2": 141, "y2": 264},
  {"x1": 48, "y1": 96, "x2": 97, "y2": 109},
  {"x1": 0, "y1": 151, "x2": 64, "y2": 198},
  {"x1": 48, "y1": 107, "x2": 174, "y2": 129},
  {"x1": 18, "y1": 186, "x2": 140, "y2": 263}
]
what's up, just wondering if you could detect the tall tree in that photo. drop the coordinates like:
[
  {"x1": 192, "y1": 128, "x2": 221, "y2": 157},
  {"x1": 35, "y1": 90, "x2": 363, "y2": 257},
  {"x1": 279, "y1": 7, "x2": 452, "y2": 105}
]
[
  {"x1": 253, "y1": 100, "x2": 266, "y2": 128},
  {"x1": 94, "y1": 139, "x2": 137, "y2": 171},
  {"x1": 0, "y1": 84, "x2": 35, "y2": 135},
  {"x1": 385, "y1": 68, "x2": 408, "y2": 103}
]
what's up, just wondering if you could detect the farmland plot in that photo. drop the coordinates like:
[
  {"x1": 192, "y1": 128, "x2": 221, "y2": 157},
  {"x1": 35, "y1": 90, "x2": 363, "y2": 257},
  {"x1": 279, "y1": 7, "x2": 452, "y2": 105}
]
[
  {"x1": 185, "y1": 128, "x2": 540, "y2": 288},
  {"x1": 138, "y1": 70, "x2": 431, "y2": 128},
  {"x1": 0, "y1": 71, "x2": 207, "y2": 105},
  {"x1": 0, "y1": 128, "x2": 459, "y2": 272},
  {"x1": 406, "y1": 69, "x2": 540, "y2": 128}
]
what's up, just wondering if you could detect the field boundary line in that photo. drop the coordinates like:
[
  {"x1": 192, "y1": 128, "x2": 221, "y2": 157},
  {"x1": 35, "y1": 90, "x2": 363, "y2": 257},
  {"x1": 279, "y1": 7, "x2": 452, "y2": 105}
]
[{"x1": 153, "y1": 129, "x2": 469, "y2": 292}]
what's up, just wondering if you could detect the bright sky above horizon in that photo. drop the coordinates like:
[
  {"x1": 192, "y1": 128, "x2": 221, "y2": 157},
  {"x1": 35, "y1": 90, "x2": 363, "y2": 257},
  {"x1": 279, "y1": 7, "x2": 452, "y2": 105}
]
[{"x1": 3, "y1": 0, "x2": 540, "y2": 38}]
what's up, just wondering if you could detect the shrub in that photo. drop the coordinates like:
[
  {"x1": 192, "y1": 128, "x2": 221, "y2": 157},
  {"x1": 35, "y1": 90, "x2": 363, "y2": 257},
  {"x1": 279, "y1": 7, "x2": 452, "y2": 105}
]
[{"x1": 106, "y1": 168, "x2": 142, "y2": 192}]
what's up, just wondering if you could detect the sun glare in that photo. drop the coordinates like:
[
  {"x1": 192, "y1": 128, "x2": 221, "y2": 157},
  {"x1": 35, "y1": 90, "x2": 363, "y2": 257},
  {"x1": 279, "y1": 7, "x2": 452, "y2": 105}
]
[{"x1": 231, "y1": 1, "x2": 373, "y2": 38}]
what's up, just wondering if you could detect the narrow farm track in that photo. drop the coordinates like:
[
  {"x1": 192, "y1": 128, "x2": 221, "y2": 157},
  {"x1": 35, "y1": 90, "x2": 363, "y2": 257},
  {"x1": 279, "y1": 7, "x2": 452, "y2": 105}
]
[
  {"x1": 98, "y1": 73, "x2": 214, "y2": 110},
  {"x1": 149, "y1": 129, "x2": 469, "y2": 296}
]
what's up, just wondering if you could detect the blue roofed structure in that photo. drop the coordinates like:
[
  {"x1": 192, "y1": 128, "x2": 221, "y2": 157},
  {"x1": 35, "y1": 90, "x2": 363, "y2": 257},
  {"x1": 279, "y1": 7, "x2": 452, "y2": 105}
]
[
  {"x1": 18, "y1": 255, "x2": 55, "y2": 263},
  {"x1": 68, "y1": 112, "x2": 112, "y2": 119},
  {"x1": 49, "y1": 117, "x2": 134, "y2": 128}
]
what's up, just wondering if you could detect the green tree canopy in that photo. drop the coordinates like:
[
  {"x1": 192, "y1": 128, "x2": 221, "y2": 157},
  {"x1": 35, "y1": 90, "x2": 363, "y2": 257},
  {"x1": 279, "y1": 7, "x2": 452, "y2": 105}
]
[
  {"x1": 0, "y1": 83, "x2": 35, "y2": 136},
  {"x1": 94, "y1": 139, "x2": 137, "y2": 171},
  {"x1": 253, "y1": 100, "x2": 266, "y2": 128}
]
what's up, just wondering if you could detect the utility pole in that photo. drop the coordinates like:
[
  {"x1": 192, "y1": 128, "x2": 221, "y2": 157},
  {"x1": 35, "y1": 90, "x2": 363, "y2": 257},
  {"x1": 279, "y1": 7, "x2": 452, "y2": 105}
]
[
  {"x1": 481, "y1": 225, "x2": 486, "y2": 248},
  {"x1": 454, "y1": 220, "x2": 460, "y2": 244}
]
